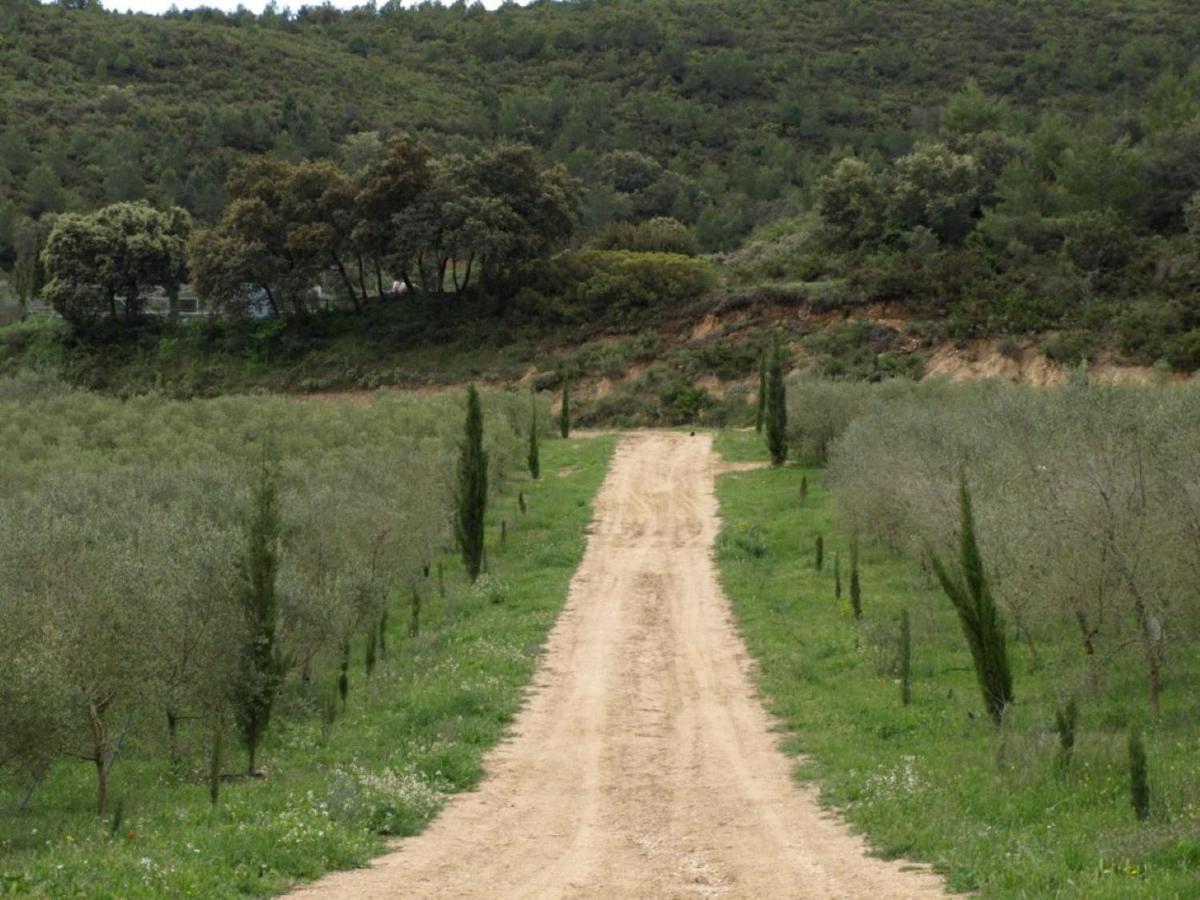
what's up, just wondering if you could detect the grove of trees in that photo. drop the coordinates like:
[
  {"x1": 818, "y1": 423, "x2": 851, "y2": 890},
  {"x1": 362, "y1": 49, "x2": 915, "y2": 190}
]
[{"x1": 0, "y1": 376, "x2": 538, "y2": 815}]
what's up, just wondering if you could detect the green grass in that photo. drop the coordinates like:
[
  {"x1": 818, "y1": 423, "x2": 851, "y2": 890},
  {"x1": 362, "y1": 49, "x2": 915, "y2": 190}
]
[
  {"x1": 0, "y1": 434, "x2": 615, "y2": 898},
  {"x1": 712, "y1": 430, "x2": 1200, "y2": 898}
]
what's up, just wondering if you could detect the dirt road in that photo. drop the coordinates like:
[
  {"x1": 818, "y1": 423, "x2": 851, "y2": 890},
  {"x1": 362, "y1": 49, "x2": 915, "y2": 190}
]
[{"x1": 293, "y1": 432, "x2": 943, "y2": 899}]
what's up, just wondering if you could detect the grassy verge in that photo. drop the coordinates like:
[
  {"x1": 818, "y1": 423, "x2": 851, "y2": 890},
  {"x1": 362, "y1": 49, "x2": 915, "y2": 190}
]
[
  {"x1": 712, "y1": 430, "x2": 1199, "y2": 898},
  {"x1": 0, "y1": 434, "x2": 615, "y2": 898}
]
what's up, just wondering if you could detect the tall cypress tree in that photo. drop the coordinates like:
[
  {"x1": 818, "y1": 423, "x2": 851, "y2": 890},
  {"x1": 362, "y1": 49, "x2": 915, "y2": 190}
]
[
  {"x1": 849, "y1": 534, "x2": 863, "y2": 620},
  {"x1": 931, "y1": 472, "x2": 1014, "y2": 725},
  {"x1": 234, "y1": 458, "x2": 283, "y2": 776},
  {"x1": 765, "y1": 341, "x2": 788, "y2": 466},
  {"x1": 559, "y1": 374, "x2": 571, "y2": 439},
  {"x1": 456, "y1": 385, "x2": 488, "y2": 582},
  {"x1": 527, "y1": 391, "x2": 540, "y2": 480}
]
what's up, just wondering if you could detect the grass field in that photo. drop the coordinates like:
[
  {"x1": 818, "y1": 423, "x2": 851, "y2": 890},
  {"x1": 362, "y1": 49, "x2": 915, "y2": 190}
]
[
  {"x1": 713, "y1": 430, "x2": 1200, "y2": 898},
  {"x1": 0, "y1": 432, "x2": 615, "y2": 898}
]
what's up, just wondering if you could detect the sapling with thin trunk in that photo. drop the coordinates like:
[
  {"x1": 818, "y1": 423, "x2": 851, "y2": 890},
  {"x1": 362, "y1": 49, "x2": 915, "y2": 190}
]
[
  {"x1": 849, "y1": 536, "x2": 862, "y2": 620},
  {"x1": 528, "y1": 393, "x2": 540, "y2": 480},
  {"x1": 410, "y1": 585, "x2": 422, "y2": 638},
  {"x1": 930, "y1": 472, "x2": 1014, "y2": 726},
  {"x1": 1129, "y1": 727, "x2": 1150, "y2": 821},
  {"x1": 338, "y1": 640, "x2": 350, "y2": 705},
  {"x1": 815, "y1": 534, "x2": 823, "y2": 571},
  {"x1": 1055, "y1": 698, "x2": 1078, "y2": 771},
  {"x1": 365, "y1": 623, "x2": 377, "y2": 678},
  {"x1": 501, "y1": 519, "x2": 507, "y2": 547},
  {"x1": 208, "y1": 717, "x2": 224, "y2": 807},
  {"x1": 834, "y1": 551, "x2": 842, "y2": 600},
  {"x1": 899, "y1": 608, "x2": 912, "y2": 706}
]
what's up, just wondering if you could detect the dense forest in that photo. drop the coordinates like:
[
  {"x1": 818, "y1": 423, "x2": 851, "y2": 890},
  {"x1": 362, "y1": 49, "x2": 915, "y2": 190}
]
[{"x1": 3, "y1": 0, "x2": 1200, "y2": 370}]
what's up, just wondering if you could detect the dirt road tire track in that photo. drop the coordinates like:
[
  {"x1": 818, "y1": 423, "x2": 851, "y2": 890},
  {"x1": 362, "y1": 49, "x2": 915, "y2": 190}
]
[{"x1": 292, "y1": 432, "x2": 944, "y2": 899}]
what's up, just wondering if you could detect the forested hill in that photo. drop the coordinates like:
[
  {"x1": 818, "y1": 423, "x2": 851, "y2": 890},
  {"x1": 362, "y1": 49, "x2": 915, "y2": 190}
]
[{"x1": 3, "y1": 0, "x2": 1199, "y2": 249}]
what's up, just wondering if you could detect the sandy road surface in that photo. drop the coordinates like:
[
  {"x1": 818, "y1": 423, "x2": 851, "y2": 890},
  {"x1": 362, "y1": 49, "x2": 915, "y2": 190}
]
[{"x1": 293, "y1": 432, "x2": 944, "y2": 899}]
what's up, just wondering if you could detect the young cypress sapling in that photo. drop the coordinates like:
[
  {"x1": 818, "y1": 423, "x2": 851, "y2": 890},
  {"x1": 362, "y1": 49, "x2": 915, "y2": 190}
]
[
  {"x1": 378, "y1": 606, "x2": 388, "y2": 658},
  {"x1": 849, "y1": 535, "x2": 862, "y2": 620},
  {"x1": 1129, "y1": 727, "x2": 1150, "y2": 821},
  {"x1": 410, "y1": 585, "x2": 421, "y2": 638},
  {"x1": 834, "y1": 551, "x2": 842, "y2": 599},
  {"x1": 365, "y1": 623, "x2": 377, "y2": 678},
  {"x1": 234, "y1": 457, "x2": 284, "y2": 776},
  {"x1": 930, "y1": 471, "x2": 1014, "y2": 726},
  {"x1": 527, "y1": 392, "x2": 540, "y2": 480},
  {"x1": 519, "y1": 491, "x2": 527, "y2": 515},
  {"x1": 338, "y1": 640, "x2": 350, "y2": 705},
  {"x1": 1054, "y1": 698, "x2": 1078, "y2": 771},
  {"x1": 455, "y1": 385, "x2": 488, "y2": 582},
  {"x1": 765, "y1": 341, "x2": 788, "y2": 466},
  {"x1": 208, "y1": 719, "x2": 224, "y2": 807},
  {"x1": 815, "y1": 534, "x2": 824, "y2": 571},
  {"x1": 899, "y1": 608, "x2": 912, "y2": 706},
  {"x1": 800, "y1": 475, "x2": 808, "y2": 500}
]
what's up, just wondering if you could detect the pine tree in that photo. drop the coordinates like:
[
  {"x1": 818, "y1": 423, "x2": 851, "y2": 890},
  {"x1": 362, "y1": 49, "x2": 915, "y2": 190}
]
[
  {"x1": 455, "y1": 385, "x2": 488, "y2": 582},
  {"x1": 1129, "y1": 727, "x2": 1150, "y2": 821},
  {"x1": 765, "y1": 341, "x2": 788, "y2": 466},
  {"x1": 849, "y1": 535, "x2": 863, "y2": 620},
  {"x1": 233, "y1": 459, "x2": 284, "y2": 776},
  {"x1": 931, "y1": 472, "x2": 1014, "y2": 726},
  {"x1": 815, "y1": 534, "x2": 824, "y2": 571},
  {"x1": 527, "y1": 392, "x2": 541, "y2": 479},
  {"x1": 559, "y1": 374, "x2": 571, "y2": 439},
  {"x1": 899, "y1": 608, "x2": 912, "y2": 706},
  {"x1": 755, "y1": 350, "x2": 766, "y2": 434}
]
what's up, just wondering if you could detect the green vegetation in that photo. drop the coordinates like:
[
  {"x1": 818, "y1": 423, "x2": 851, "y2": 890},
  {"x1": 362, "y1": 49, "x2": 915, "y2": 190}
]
[
  {"x1": 455, "y1": 385, "x2": 488, "y2": 583},
  {"x1": 2, "y1": 0, "x2": 1200, "y2": 381},
  {"x1": 764, "y1": 339, "x2": 788, "y2": 465},
  {"x1": 0, "y1": 374, "x2": 615, "y2": 895},
  {"x1": 714, "y1": 379, "x2": 1200, "y2": 894}
]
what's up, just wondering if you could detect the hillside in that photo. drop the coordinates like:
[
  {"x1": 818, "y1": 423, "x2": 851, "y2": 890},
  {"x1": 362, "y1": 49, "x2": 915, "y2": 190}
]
[{"x1": 3, "y1": 0, "x2": 1200, "y2": 394}]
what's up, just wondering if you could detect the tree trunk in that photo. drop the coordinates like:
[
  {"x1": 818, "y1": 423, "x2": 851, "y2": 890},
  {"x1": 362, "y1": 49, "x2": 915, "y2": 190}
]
[
  {"x1": 88, "y1": 699, "x2": 111, "y2": 816},
  {"x1": 355, "y1": 252, "x2": 370, "y2": 305},
  {"x1": 400, "y1": 268, "x2": 415, "y2": 296},
  {"x1": 262, "y1": 284, "x2": 280, "y2": 318},
  {"x1": 332, "y1": 255, "x2": 362, "y2": 314},
  {"x1": 462, "y1": 254, "x2": 475, "y2": 293},
  {"x1": 374, "y1": 258, "x2": 385, "y2": 300}
]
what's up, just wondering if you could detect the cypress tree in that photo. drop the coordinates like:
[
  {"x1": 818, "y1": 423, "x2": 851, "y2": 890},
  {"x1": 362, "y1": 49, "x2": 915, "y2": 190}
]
[
  {"x1": 500, "y1": 518, "x2": 507, "y2": 547},
  {"x1": 1055, "y1": 698, "x2": 1078, "y2": 771},
  {"x1": 527, "y1": 392, "x2": 540, "y2": 480},
  {"x1": 338, "y1": 640, "x2": 350, "y2": 705},
  {"x1": 455, "y1": 385, "x2": 488, "y2": 582},
  {"x1": 930, "y1": 472, "x2": 1015, "y2": 726},
  {"x1": 1129, "y1": 727, "x2": 1150, "y2": 821},
  {"x1": 518, "y1": 491, "x2": 527, "y2": 515},
  {"x1": 208, "y1": 718, "x2": 224, "y2": 807},
  {"x1": 364, "y1": 622, "x2": 377, "y2": 678},
  {"x1": 800, "y1": 474, "x2": 808, "y2": 500},
  {"x1": 559, "y1": 374, "x2": 571, "y2": 439},
  {"x1": 834, "y1": 551, "x2": 842, "y2": 600},
  {"x1": 410, "y1": 585, "x2": 422, "y2": 638},
  {"x1": 234, "y1": 459, "x2": 283, "y2": 776},
  {"x1": 765, "y1": 341, "x2": 788, "y2": 466},
  {"x1": 378, "y1": 606, "x2": 388, "y2": 659},
  {"x1": 755, "y1": 350, "x2": 766, "y2": 434},
  {"x1": 815, "y1": 534, "x2": 824, "y2": 571},
  {"x1": 849, "y1": 535, "x2": 862, "y2": 620},
  {"x1": 899, "y1": 608, "x2": 912, "y2": 706}
]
